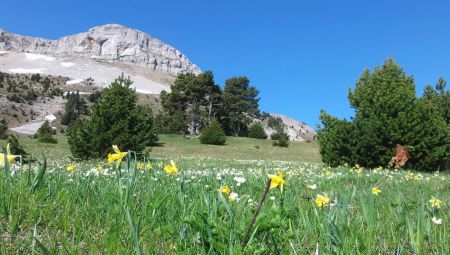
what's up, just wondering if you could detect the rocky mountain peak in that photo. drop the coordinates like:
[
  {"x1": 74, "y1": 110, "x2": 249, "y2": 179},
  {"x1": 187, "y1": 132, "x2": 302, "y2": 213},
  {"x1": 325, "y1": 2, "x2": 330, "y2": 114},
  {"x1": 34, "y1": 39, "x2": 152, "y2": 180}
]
[{"x1": 0, "y1": 24, "x2": 200, "y2": 75}]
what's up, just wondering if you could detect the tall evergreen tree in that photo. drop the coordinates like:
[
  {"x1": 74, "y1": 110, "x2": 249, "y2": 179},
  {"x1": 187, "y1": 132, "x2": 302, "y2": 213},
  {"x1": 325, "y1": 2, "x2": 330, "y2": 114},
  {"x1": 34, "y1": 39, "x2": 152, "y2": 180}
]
[
  {"x1": 68, "y1": 75, "x2": 158, "y2": 159},
  {"x1": 319, "y1": 58, "x2": 450, "y2": 170},
  {"x1": 223, "y1": 76, "x2": 260, "y2": 136},
  {"x1": 160, "y1": 71, "x2": 222, "y2": 135}
]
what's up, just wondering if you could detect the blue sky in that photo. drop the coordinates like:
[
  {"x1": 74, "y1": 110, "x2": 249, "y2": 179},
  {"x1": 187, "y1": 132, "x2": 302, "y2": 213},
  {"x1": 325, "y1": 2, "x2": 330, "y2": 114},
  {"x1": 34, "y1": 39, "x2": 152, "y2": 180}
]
[{"x1": 1, "y1": 0, "x2": 450, "y2": 127}]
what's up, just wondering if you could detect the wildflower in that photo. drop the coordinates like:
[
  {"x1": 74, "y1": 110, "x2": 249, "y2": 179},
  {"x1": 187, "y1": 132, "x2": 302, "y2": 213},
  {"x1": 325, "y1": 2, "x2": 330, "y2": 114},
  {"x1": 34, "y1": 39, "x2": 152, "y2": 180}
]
[
  {"x1": 66, "y1": 163, "x2": 77, "y2": 173},
  {"x1": 432, "y1": 217, "x2": 442, "y2": 225},
  {"x1": 97, "y1": 164, "x2": 103, "y2": 171},
  {"x1": 0, "y1": 143, "x2": 18, "y2": 167},
  {"x1": 136, "y1": 162, "x2": 144, "y2": 170},
  {"x1": 307, "y1": 184, "x2": 317, "y2": 190},
  {"x1": 315, "y1": 193, "x2": 331, "y2": 208},
  {"x1": 146, "y1": 163, "x2": 153, "y2": 170},
  {"x1": 107, "y1": 145, "x2": 128, "y2": 164},
  {"x1": 372, "y1": 186, "x2": 381, "y2": 196},
  {"x1": 220, "y1": 186, "x2": 231, "y2": 195},
  {"x1": 270, "y1": 196, "x2": 276, "y2": 201},
  {"x1": 429, "y1": 196, "x2": 442, "y2": 209},
  {"x1": 164, "y1": 160, "x2": 179, "y2": 174},
  {"x1": 268, "y1": 171, "x2": 286, "y2": 192},
  {"x1": 229, "y1": 192, "x2": 239, "y2": 202},
  {"x1": 234, "y1": 176, "x2": 246, "y2": 186}
]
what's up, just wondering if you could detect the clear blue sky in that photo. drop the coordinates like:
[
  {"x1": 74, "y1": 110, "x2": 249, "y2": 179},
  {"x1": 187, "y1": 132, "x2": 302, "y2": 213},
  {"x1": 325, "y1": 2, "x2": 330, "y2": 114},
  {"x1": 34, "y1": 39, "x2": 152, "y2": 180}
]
[{"x1": 1, "y1": 0, "x2": 450, "y2": 127}]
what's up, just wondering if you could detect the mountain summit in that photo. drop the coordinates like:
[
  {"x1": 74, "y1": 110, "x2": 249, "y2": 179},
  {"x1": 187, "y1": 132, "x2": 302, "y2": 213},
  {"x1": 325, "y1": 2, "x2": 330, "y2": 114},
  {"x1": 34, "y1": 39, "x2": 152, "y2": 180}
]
[{"x1": 0, "y1": 24, "x2": 200, "y2": 76}]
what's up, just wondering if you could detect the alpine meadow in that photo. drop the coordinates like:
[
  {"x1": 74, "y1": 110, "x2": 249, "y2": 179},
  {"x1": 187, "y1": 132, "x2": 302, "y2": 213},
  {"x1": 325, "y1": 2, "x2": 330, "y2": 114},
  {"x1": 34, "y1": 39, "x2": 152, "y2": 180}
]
[{"x1": 1, "y1": 2, "x2": 450, "y2": 254}]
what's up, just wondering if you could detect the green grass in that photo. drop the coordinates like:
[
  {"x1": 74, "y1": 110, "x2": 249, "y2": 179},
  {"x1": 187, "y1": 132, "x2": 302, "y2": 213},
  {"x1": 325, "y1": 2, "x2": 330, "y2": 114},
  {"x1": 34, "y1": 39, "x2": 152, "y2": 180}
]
[
  {"x1": 1, "y1": 135, "x2": 449, "y2": 254},
  {"x1": 1, "y1": 134, "x2": 321, "y2": 163},
  {"x1": 151, "y1": 134, "x2": 321, "y2": 162},
  {"x1": 0, "y1": 156, "x2": 448, "y2": 254}
]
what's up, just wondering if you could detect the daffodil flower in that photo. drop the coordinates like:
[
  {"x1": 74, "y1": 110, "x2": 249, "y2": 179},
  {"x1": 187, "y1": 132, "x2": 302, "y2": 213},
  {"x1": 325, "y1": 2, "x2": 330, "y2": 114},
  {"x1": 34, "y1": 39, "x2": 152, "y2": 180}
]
[
  {"x1": 0, "y1": 143, "x2": 19, "y2": 167},
  {"x1": 220, "y1": 185, "x2": 231, "y2": 195},
  {"x1": 429, "y1": 196, "x2": 442, "y2": 209},
  {"x1": 315, "y1": 193, "x2": 331, "y2": 208},
  {"x1": 66, "y1": 163, "x2": 77, "y2": 173},
  {"x1": 164, "y1": 160, "x2": 179, "y2": 174},
  {"x1": 372, "y1": 186, "x2": 381, "y2": 196},
  {"x1": 136, "y1": 162, "x2": 144, "y2": 170},
  {"x1": 268, "y1": 171, "x2": 286, "y2": 192},
  {"x1": 107, "y1": 145, "x2": 128, "y2": 164}
]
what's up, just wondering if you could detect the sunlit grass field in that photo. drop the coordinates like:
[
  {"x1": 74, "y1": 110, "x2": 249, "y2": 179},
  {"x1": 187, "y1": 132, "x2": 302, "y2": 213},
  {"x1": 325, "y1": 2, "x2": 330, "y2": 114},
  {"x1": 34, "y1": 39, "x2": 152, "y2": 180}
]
[{"x1": 0, "y1": 136, "x2": 449, "y2": 254}]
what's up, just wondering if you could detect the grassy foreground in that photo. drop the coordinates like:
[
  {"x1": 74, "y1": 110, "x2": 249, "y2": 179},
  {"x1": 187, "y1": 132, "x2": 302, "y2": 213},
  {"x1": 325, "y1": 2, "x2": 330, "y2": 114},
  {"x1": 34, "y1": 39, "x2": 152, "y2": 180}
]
[
  {"x1": 0, "y1": 152, "x2": 449, "y2": 254},
  {"x1": 0, "y1": 135, "x2": 449, "y2": 254}
]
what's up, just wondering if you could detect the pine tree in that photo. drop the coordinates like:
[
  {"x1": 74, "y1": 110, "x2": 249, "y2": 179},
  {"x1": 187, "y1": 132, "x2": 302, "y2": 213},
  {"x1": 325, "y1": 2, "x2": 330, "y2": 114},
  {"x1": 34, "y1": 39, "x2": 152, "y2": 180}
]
[
  {"x1": 67, "y1": 75, "x2": 158, "y2": 159},
  {"x1": 319, "y1": 57, "x2": 450, "y2": 170},
  {"x1": 36, "y1": 121, "x2": 58, "y2": 144},
  {"x1": 223, "y1": 76, "x2": 260, "y2": 136}
]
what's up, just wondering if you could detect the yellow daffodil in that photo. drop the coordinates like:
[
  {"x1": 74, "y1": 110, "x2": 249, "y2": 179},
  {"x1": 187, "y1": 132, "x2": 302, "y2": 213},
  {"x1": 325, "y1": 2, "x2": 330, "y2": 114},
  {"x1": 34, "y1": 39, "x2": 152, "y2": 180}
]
[
  {"x1": 315, "y1": 193, "x2": 331, "y2": 208},
  {"x1": 66, "y1": 163, "x2": 77, "y2": 173},
  {"x1": 429, "y1": 196, "x2": 442, "y2": 209},
  {"x1": 136, "y1": 162, "x2": 144, "y2": 170},
  {"x1": 107, "y1": 145, "x2": 128, "y2": 164},
  {"x1": 164, "y1": 160, "x2": 179, "y2": 174},
  {"x1": 220, "y1": 186, "x2": 231, "y2": 195},
  {"x1": 268, "y1": 171, "x2": 286, "y2": 192},
  {"x1": 146, "y1": 163, "x2": 153, "y2": 170},
  {"x1": 372, "y1": 186, "x2": 381, "y2": 196},
  {"x1": 0, "y1": 144, "x2": 18, "y2": 167}
]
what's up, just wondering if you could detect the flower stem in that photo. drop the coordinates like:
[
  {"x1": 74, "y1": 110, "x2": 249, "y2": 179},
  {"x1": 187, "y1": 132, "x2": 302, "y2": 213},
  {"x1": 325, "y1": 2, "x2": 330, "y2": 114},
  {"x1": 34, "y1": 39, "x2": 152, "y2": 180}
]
[{"x1": 241, "y1": 178, "x2": 271, "y2": 247}]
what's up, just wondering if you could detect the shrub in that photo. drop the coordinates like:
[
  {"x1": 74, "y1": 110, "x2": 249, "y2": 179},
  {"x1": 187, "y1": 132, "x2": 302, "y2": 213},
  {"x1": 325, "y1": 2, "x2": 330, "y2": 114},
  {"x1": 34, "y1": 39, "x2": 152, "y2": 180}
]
[
  {"x1": 248, "y1": 122, "x2": 268, "y2": 139},
  {"x1": 200, "y1": 119, "x2": 226, "y2": 145},
  {"x1": 6, "y1": 134, "x2": 28, "y2": 157},
  {"x1": 273, "y1": 135, "x2": 289, "y2": 147},
  {"x1": 271, "y1": 126, "x2": 289, "y2": 147},
  {"x1": 0, "y1": 118, "x2": 7, "y2": 139},
  {"x1": 36, "y1": 121, "x2": 58, "y2": 144},
  {"x1": 67, "y1": 75, "x2": 158, "y2": 159}
]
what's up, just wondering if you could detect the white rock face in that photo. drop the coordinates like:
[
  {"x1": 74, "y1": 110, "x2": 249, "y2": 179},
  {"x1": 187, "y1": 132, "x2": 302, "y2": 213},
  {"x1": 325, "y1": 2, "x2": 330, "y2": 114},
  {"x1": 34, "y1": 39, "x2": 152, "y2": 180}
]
[{"x1": 0, "y1": 24, "x2": 200, "y2": 76}]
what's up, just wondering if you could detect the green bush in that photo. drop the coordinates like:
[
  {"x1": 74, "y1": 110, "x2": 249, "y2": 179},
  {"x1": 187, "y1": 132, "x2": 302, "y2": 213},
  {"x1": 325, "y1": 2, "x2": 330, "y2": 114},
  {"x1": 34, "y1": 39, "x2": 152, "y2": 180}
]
[
  {"x1": 67, "y1": 75, "x2": 158, "y2": 159},
  {"x1": 248, "y1": 122, "x2": 268, "y2": 139},
  {"x1": 271, "y1": 126, "x2": 289, "y2": 147},
  {"x1": 6, "y1": 134, "x2": 28, "y2": 157},
  {"x1": 0, "y1": 118, "x2": 7, "y2": 139},
  {"x1": 36, "y1": 121, "x2": 58, "y2": 144},
  {"x1": 273, "y1": 135, "x2": 289, "y2": 147},
  {"x1": 199, "y1": 119, "x2": 226, "y2": 145}
]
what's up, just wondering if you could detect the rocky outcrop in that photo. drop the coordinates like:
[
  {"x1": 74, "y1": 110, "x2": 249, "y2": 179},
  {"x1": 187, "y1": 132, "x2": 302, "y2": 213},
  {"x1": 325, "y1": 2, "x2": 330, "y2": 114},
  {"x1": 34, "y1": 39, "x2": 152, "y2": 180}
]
[
  {"x1": 0, "y1": 24, "x2": 200, "y2": 75},
  {"x1": 262, "y1": 114, "x2": 317, "y2": 142}
]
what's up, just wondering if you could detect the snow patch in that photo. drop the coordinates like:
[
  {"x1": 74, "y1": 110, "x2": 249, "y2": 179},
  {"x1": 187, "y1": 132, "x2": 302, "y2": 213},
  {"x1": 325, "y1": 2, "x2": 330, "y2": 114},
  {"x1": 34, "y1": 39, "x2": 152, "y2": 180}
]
[
  {"x1": 61, "y1": 62, "x2": 75, "y2": 67},
  {"x1": 0, "y1": 50, "x2": 8, "y2": 55},
  {"x1": 25, "y1": 53, "x2": 55, "y2": 61},
  {"x1": 136, "y1": 88, "x2": 153, "y2": 94},
  {"x1": 9, "y1": 121, "x2": 45, "y2": 135},
  {"x1": 64, "y1": 91, "x2": 92, "y2": 96},
  {"x1": 45, "y1": 114, "x2": 57, "y2": 122},
  {"x1": 8, "y1": 68, "x2": 46, "y2": 74},
  {"x1": 66, "y1": 79, "x2": 84, "y2": 85}
]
